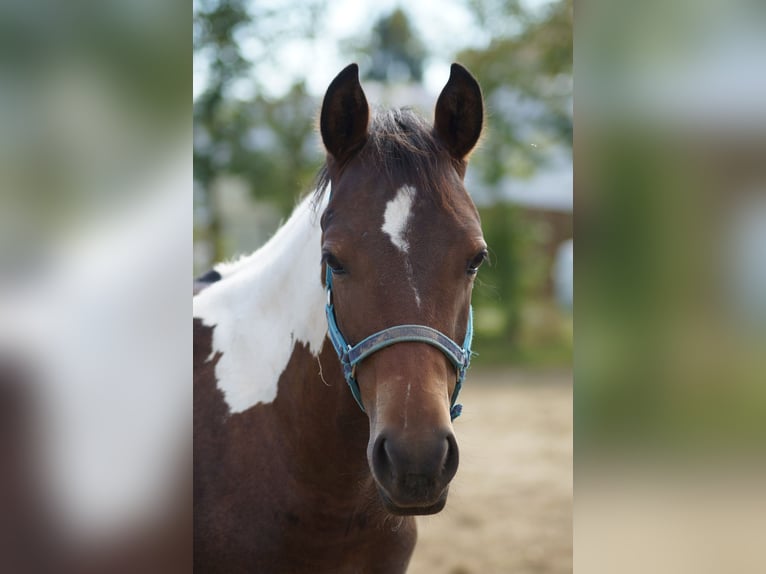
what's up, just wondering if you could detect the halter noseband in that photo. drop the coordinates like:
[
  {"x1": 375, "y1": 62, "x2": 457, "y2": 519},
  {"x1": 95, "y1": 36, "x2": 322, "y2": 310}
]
[{"x1": 324, "y1": 267, "x2": 473, "y2": 420}]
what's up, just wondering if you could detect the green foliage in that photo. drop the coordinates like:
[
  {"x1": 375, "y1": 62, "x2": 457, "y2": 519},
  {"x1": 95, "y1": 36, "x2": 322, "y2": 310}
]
[
  {"x1": 361, "y1": 8, "x2": 428, "y2": 83},
  {"x1": 194, "y1": 0, "x2": 252, "y2": 87},
  {"x1": 461, "y1": 0, "x2": 572, "y2": 93},
  {"x1": 213, "y1": 83, "x2": 323, "y2": 214},
  {"x1": 472, "y1": 202, "x2": 568, "y2": 353},
  {"x1": 459, "y1": 0, "x2": 572, "y2": 190},
  {"x1": 473, "y1": 204, "x2": 527, "y2": 340},
  {"x1": 194, "y1": 0, "x2": 326, "y2": 260}
]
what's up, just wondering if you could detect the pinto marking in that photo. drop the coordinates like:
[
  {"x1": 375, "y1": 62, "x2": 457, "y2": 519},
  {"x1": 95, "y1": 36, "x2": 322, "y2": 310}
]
[
  {"x1": 381, "y1": 185, "x2": 421, "y2": 307},
  {"x1": 193, "y1": 194, "x2": 328, "y2": 413}
]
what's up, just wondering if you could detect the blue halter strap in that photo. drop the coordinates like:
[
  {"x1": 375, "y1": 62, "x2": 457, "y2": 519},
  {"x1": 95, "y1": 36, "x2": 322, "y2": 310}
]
[{"x1": 324, "y1": 266, "x2": 473, "y2": 420}]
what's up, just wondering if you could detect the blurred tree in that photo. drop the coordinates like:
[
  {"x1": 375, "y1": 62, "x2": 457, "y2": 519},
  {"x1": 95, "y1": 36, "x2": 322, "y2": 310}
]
[
  {"x1": 361, "y1": 8, "x2": 428, "y2": 83},
  {"x1": 473, "y1": 203, "x2": 526, "y2": 341},
  {"x1": 460, "y1": 0, "x2": 572, "y2": 186},
  {"x1": 194, "y1": 0, "x2": 252, "y2": 261},
  {"x1": 193, "y1": 0, "x2": 326, "y2": 263},
  {"x1": 222, "y1": 82, "x2": 322, "y2": 215}
]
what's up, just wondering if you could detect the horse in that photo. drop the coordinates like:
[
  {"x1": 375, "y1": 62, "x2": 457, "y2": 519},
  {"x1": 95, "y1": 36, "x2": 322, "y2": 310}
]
[{"x1": 193, "y1": 62, "x2": 486, "y2": 573}]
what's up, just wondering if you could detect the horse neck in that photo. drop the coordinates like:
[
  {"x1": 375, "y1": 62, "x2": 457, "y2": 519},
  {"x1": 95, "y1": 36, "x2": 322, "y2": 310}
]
[
  {"x1": 193, "y1": 193, "x2": 372, "y2": 483},
  {"x1": 193, "y1": 194, "x2": 329, "y2": 413}
]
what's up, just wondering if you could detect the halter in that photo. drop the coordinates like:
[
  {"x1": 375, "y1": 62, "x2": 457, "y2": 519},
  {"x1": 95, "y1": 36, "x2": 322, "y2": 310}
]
[{"x1": 324, "y1": 267, "x2": 473, "y2": 420}]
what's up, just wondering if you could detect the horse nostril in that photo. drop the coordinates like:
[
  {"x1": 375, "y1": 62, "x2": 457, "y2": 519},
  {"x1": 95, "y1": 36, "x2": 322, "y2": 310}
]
[
  {"x1": 442, "y1": 432, "x2": 459, "y2": 481},
  {"x1": 372, "y1": 434, "x2": 393, "y2": 481}
]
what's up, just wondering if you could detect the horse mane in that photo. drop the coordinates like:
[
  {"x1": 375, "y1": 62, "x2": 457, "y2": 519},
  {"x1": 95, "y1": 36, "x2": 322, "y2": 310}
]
[{"x1": 312, "y1": 107, "x2": 458, "y2": 211}]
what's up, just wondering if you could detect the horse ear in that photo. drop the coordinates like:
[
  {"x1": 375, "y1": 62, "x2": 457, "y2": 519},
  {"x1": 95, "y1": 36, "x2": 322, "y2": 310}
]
[
  {"x1": 434, "y1": 63, "x2": 484, "y2": 161},
  {"x1": 320, "y1": 63, "x2": 369, "y2": 164}
]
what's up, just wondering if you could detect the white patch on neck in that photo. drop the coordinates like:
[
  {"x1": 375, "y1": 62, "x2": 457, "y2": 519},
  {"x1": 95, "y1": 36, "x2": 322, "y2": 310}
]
[
  {"x1": 382, "y1": 185, "x2": 416, "y2": 253},
  {"x1": 381, "y1": 185, "x2": 421, "y2": 307},
  {"x1": 193, "y1": 194, "x2": 328, "y2": 413}
]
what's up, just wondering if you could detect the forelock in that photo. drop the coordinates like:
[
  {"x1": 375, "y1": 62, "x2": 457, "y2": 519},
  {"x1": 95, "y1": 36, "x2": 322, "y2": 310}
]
[{"x1": 313, "y1": 107, "x2": 460, "y2": 212}]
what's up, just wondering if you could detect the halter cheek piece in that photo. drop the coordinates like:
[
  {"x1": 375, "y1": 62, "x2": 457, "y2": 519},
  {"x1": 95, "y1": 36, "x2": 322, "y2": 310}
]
[{"x1": 324, "y1": 267, "x2": 473, "y2": 420}]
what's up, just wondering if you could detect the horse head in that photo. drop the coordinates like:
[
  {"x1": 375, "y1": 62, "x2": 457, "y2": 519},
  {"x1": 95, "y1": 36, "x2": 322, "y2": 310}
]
[{"x1": 318, "y1": 63, "x2": 486, "y2": 515}]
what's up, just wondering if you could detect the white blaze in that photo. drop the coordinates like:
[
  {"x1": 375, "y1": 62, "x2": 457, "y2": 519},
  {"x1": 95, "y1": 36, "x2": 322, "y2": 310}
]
[
  {"x1": 381, "y1": 185, "x2": 421, "y2": 307},
  {"x1": 382, "y1": 185, "x2": 416, "y2": 253}
]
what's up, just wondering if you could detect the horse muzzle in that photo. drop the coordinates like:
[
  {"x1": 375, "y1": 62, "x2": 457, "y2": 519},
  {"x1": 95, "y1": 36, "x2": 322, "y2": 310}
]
[{"x1": 368, "y1": 429, "x2": 459, "y2": 515}]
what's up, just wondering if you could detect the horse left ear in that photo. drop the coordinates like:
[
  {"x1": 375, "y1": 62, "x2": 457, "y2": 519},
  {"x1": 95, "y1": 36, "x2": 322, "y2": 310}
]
[
  {"x1": 320, "y1": 63, "x2": 370, "y2": 165},
  {"x1": 434, "y1": 63, "x2": 484, "y2": 161}
]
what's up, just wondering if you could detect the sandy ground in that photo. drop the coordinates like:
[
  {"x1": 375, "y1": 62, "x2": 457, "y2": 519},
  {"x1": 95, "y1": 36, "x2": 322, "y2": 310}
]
[{"x1": 408, "y1": 369, "x2": 572, "y2": 574}]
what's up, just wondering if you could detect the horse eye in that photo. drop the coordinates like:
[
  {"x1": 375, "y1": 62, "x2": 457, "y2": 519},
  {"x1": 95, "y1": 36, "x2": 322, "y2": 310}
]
[
  {"x1": 322, "y1": 252, "x2": 346, "y2": 274},
  {"x1": 467, "y1": 250, "x2": 488, "y2": 275}
]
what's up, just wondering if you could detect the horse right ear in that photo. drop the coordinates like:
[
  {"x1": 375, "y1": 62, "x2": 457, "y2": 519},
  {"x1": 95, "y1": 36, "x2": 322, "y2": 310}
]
[
  {"x1": 434, "y1": 63, "x2": 484, "y2": 161},
  {"x1": 320, "y1": 63, "x2": 369, "y2": 165}
]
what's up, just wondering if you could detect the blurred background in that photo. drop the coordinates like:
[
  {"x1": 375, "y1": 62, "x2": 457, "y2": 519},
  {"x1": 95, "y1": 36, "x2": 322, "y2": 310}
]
[
  {"x1": 577, "y1": 0, "x2": 766, "y2": 572},
  {"x1": 1, "y1": 1, "x2": 190, "y2": 572},
  {"x1": 194, "y1": 0, "x2": 572, "y2": 572}
]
